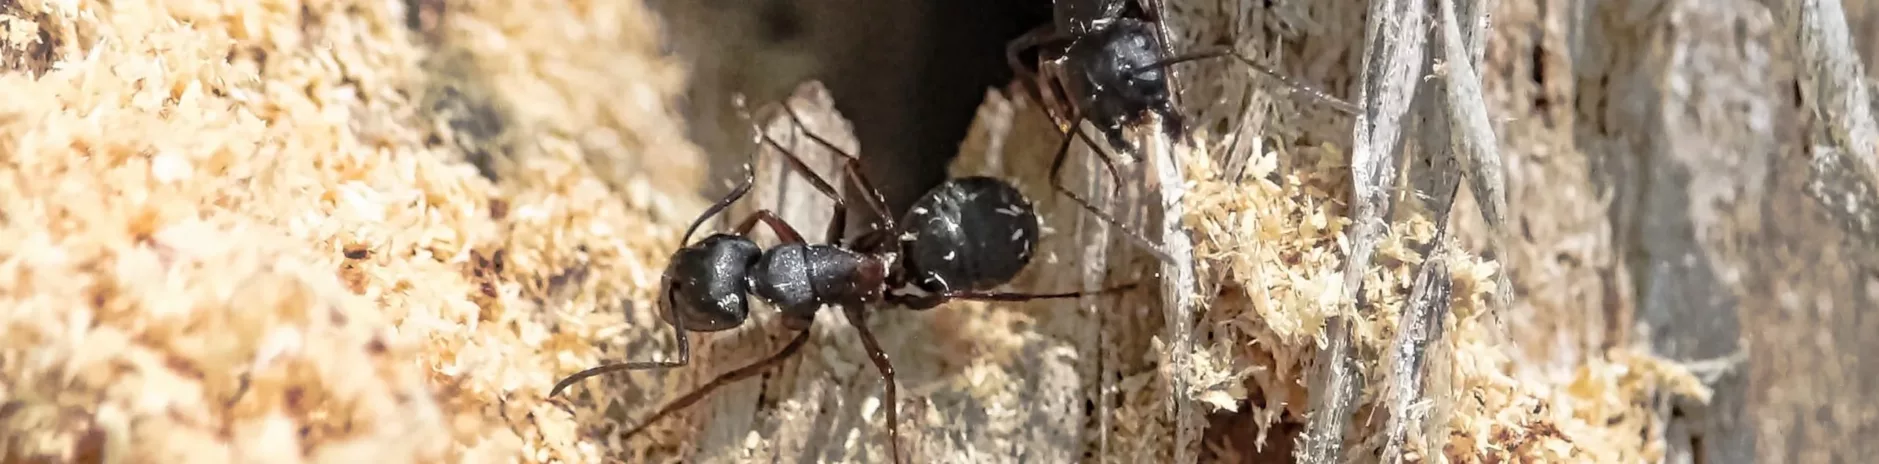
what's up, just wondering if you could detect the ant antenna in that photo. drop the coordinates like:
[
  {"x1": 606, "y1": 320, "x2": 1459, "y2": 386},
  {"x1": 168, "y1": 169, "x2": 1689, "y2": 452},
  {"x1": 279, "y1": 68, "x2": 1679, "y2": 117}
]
[
  {"x1": 680, "y1": 97, "x2": 767, "y2": 246},
  {"x1": 547, "y1": 97, "x2": 775, "y2": 398},
  {"x1": 1140, "y1": 48, "x2": 1361, "y2": 115}
]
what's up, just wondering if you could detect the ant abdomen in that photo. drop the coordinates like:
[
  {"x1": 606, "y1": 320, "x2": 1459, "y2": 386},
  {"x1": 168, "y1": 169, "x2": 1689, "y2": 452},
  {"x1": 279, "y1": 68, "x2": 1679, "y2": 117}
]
[
  {"x1": 900, "y1": 176, "x2": 1041, "y2": 297},
  {"x1": 660, "y1": 234, "x2": 763, "y2": 332},
  {"x1": 750, "y1": 244, "x2": 887, "y2": 329}
]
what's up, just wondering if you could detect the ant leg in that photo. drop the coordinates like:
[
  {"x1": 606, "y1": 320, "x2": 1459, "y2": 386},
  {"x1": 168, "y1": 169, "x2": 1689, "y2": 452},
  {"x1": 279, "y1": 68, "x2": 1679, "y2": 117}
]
[
  {"x1": 552, "y1": 272, "x2": 707, "y2": 397},
  {"x1": 1047, "y1": 116, "x2": 1177, "y2": 263},
  {"x1": 890, "y1": 282, "x2": 1140, "y2": 309},
  {"x1": 1007, "y1": 25, "x2": 1074, "y2": 129},
  {"x1": 840, "y1": 304, "x2": 902, "y2": 464},
  {"x1": 1142, "y1": 48, "x2": 1360, "y2": 115},
  {"x1": 552, "y1": 263, "x2": 727, "y2": 396},
  {"x1": 617, "y1": 329, "x2": 815, "y2": 440},
  {"x1": 1062, "y1": 122, "x2": 1126, "y2": 198},
  {"x1": 1052, "y1": 112, "x2": 1126, "y2": 198},
  {"x1": 735, "y1": 96, "x2": 863, "y2": 241},
  {"x1": 738, "y1": 96, "x2": 853, "y2": 205},
  {"x1": 731, "y1": 209, "x2": 808, "y2": 244},
  {"x1": 1073, "y1": 120, "x2": 1133, "y2": 172},
  {"x1": 1037, "y1": 64, "x2": 1080, "y2": 132},
  {"x1": 679, "y1": 129, "x2": 764, "y2": 246},
  {"x1": 778, "y1": 101, "x2": 896, "y2": 234},
  {"x1": 1005, "y1": 24, "x2": 1047, "y2": 104}
]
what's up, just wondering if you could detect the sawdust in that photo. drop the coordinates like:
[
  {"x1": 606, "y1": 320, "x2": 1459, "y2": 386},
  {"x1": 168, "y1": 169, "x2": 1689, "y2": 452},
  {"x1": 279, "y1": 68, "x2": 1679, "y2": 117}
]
[
  {"x1": 0, "y1": 0, "x2": 699, "y2": 462},
  {"x1": 0, "y1": 0, "x2": 1714, "y2": 462},
  {"x1": 1169, "y1": 139, "x2": 1712, "y2": 463},
  {"x1": 1173, "y1": 136, "x2": 1708, "y2": 463}
]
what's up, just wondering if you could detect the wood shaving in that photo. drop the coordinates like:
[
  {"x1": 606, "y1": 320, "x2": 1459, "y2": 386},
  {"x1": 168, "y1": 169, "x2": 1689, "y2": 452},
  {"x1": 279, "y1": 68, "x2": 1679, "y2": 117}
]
[{"x1": 0, "y1": 0, "x2": 696, "y2": 462}]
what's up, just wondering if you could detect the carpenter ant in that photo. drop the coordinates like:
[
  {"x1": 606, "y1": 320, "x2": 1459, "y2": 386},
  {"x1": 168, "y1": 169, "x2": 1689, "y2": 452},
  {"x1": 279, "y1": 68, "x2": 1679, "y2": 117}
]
[
  {"x1": 1006, "y1": 0, "x2": 1357, "y2": 255},
  {"x1": 550, "y1": 96, "x2": 1133, "y2": 463}
]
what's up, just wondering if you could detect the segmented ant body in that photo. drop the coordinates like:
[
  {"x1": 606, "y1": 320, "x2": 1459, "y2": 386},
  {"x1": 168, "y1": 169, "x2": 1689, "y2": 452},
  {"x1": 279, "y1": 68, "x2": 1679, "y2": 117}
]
[
  {"x1": 1019, "y1": 0, "x2": 1184, "y2": 160},
  {"x1": 551, "y1": 97, "x2": 1127, "y2": 463},
  {"x1": 1007, "y1": 0, "x2": 1358, "y2": 257}
]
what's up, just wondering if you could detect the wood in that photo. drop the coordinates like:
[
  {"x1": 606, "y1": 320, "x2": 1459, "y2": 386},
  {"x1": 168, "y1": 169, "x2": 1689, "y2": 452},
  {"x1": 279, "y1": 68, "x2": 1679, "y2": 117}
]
[{"x1": 1298, "y1": 0, "x2": 1430, "y2": 460}]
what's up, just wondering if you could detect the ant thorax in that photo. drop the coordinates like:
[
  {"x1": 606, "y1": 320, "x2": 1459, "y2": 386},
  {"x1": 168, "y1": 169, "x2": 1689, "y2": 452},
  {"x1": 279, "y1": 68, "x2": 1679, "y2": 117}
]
[{"x1": 746, "y1": 243, "x2": 891, "y2": 329}]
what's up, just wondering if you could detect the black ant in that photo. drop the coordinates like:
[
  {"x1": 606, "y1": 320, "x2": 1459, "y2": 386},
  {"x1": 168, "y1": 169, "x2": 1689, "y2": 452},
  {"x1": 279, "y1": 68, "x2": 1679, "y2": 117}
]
[
  {"x1": 550, "y1": 96, "x2": 1133, "y2": 463},
  {"x1": 1006, "y1": 0, "x2": 1358, "y2": 255}
]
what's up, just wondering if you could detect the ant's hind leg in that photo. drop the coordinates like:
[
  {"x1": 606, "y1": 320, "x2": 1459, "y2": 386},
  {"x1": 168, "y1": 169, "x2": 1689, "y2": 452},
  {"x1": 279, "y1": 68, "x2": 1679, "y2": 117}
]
[
  {"x1": 841, "y1": 304, "x2": 903, "y2": 464},
  {"x1": 777, "y1": 102, "x2": 896, "y2": 234},
  {"x1": 1007, "y1": 24, "x2": 1075, "y2": 129},
  {"x1": 736, "y1": 95, "x2": 867, "y2": 240},
  {"x1": 616, "y1": 329, "x2": 814, "y2": 440}
]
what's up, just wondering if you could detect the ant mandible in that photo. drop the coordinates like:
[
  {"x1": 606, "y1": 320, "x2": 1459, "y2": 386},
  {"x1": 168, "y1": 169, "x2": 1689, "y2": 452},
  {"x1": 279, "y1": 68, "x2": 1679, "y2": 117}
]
[{"x1": 550, "y1": 94, "x2": 1133, "y2": 463}]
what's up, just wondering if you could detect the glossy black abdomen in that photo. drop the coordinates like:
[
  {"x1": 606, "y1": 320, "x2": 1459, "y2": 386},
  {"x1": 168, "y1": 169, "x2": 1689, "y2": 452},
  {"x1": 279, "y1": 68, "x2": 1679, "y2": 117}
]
[{"x1": 901, "y1": 177, "x2": 1040, "y2": 294}]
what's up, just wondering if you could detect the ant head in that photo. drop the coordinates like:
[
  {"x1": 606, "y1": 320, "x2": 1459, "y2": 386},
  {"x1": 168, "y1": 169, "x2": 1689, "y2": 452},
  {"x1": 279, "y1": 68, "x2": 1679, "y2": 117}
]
[
  {"x1": 1056, "y1": 17, "x2": 1178, "y2": 157},
  {"x1": 660, "y1": 233, "x2": 763, "y2": 332},
  {"x1": 1087, "y1": 19, "x2": 1174, "y2": 105},
  {"x1": 1067, "y1": 18, "x2": 1164, "y2": 104},
  {"x1": 898, "y1": 177, "x2": 1040, "y2": 298}
]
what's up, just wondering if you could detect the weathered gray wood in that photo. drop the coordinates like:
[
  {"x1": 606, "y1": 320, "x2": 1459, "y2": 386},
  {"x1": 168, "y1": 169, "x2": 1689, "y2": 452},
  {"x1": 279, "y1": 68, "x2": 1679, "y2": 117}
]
[
  {"x1": 1780, "y1": 0, "x2": 1879, "y2": 252},
  {"x1": 1789, "y1": 0, "x2": 1879, "y2": 216},
  {"x1": 1741, "y1": 145, "x2": 1879, "y2": 464},
  {"x1": 1569, "y1": 1, "x2": 1777, "y2": 463},
  {"x1": 1442, "y1": 0, "x2": 1514, "y2": 318},
  {"x1": 1379, "y1": 0, "x2": 1508, "y2": 459},
  {"x1": 1299, "y1": 0, "x2": 1430, "y2": 460},
  {"x1": 1145, "y1": 120, "x2": 1205, "y2": 464},
  {"x1": 1378, "y1": 233, "x2": 1454, "y2": 463}
]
